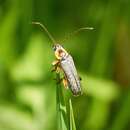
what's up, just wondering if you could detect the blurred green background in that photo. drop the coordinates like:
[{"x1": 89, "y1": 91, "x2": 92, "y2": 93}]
[{"x1": 0, "y1": 0, "x2": 130, "y2": 130}]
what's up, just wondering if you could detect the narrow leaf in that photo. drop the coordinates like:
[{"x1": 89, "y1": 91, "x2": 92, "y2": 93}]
[
  {"x1": 56, "y1": 74, "x2": 68, "y2": 130},
  {"x1": 69, "y1": 99, "x2": 76, "y2": 130}
]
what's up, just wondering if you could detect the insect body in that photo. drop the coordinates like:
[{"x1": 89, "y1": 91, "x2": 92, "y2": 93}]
[
  {"x1": 53, "y1": 44, "x2": 82, "y2": 96},
  {"x1": 32, "y1": 22, "x2": 93, "y2": 96}
]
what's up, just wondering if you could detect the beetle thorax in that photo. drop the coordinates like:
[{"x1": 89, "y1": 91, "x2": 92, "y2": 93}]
[{"x1": 53, "y1": 44, "x2": 68, "y2": 60}]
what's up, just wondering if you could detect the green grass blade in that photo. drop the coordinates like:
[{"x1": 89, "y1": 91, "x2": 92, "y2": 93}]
[
  {"x1": 56, "y1": 74, "x2": 68, "y2": 130},
  {"x1": 69, "y1": 99, "x2": 76, "y2": 130}
]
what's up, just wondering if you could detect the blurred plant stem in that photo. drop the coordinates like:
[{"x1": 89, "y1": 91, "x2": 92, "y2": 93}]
[{"x1": 110, "y1": 88, "x2": 130, "y2": 130}]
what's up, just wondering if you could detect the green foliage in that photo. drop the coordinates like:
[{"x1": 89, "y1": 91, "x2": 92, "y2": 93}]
[{"x1": 0, "y1": 0, "x2": 130, "y2": 130}]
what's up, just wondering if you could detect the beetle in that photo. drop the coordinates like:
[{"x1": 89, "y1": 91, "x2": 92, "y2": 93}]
[
  {"x1": 32, "y1": 22, "x2": 93, "y2": 96},
  {"x1": 52, "y1": 43, "x2": 82, "y2": 96}
]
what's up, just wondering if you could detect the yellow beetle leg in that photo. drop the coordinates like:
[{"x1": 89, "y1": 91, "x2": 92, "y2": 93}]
[
  {"x1": 55, "y1": 66, "x2": 61, "y2": 73},
  {"x1": 51, "y1": 66, "x2": 57, "y2": 72},
  {"x1": 51, "y1": 60, "x2": 60, "y2": 72},
  {"x1": 62, "y1": 78, "x2": 69, "y2": 89},
  {"x1": 52, "y1": 60, "x2": 59, "y2": 66}
]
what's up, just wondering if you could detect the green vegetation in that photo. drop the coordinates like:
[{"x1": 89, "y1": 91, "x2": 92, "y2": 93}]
[{"x1": 0, "y1": 0, "x2": 130, "y2": 130}]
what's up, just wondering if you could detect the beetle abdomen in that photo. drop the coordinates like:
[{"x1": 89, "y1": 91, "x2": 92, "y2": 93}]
[{"x1": 61, "y1": 55, "x2": 82, "y2": 96}]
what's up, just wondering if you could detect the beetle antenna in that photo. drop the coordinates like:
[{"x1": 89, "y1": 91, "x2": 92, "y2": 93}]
[
  {"x1": 62, "y1": 27, "x2": 94, "y2": 43},
  {"x1": 32, "y1": 22, "x2": 56, "y2": 44}
]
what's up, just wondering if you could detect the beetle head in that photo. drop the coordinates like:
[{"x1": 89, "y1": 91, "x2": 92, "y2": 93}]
[{"x1": 53, "y1": 44, "x2": 68, "y2": 60}]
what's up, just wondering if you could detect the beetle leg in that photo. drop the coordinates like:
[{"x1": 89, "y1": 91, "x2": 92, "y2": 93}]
[
  {"x1": 52, "y1": 60, "x2": 68, "y2": 88},
  {"x1": 51, "y1": 66, "x2": 60, "y2": 72},
  {"x1": 53, "y1": 77, "x2": 62, "y2": 84},
  {"x1": 56, "y1": 66, "x2": 61, "y2": 73},
  {"x1": 62, "y1": 75, "x2": 69, "y2": 89},
  {"x1": 62, "y1": 78, "x2": 68, "y2": 89},
  {"x1": 51, "y1": 60, "x2": 60, "y2": 73},
  {"x1": 52, "y1": 60, "x2": 59, "y2": 66},
  {"x1": 54, "y1": 75, "x2": 69, "y2": 89}
]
